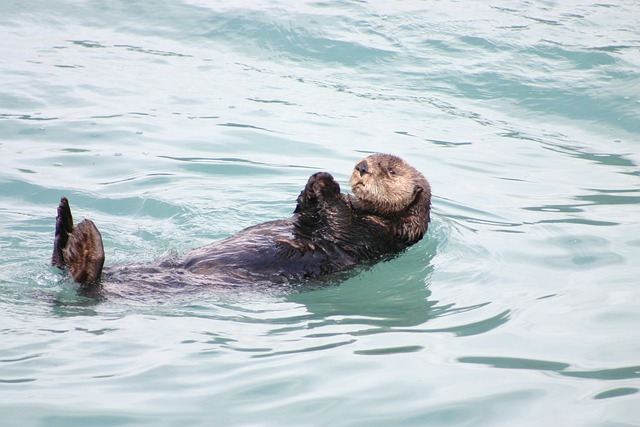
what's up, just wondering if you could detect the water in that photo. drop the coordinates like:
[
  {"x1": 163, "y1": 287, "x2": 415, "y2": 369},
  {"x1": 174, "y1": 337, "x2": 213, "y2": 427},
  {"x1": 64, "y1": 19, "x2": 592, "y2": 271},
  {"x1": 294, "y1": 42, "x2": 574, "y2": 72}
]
[{"x1": 1, "y1": 0, "x2": 639, "y2": 425}]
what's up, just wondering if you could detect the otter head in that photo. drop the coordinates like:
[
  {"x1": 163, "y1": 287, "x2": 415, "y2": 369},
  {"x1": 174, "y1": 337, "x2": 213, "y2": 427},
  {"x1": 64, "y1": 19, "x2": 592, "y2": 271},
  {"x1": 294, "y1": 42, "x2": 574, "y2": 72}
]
[{"x1": 349, "y1": 153, "x2": 430, "y2": 215}]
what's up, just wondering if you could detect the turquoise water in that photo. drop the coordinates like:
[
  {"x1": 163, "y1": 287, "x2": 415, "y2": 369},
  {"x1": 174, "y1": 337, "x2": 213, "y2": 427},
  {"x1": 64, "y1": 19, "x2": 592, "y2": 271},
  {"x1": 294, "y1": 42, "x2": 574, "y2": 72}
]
[{"x1": 1, "y1": 0, "x2": 639, "y2": 425}]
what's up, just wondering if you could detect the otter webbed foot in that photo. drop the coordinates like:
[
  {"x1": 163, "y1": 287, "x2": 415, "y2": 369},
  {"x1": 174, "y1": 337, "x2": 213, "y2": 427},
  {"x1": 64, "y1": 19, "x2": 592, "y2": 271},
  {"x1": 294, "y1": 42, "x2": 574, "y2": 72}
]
[
  {"x1": 51, "y1": 197, "x2": 105, "y2": 290},
  {"x1": 52, "y1": 197, "x2": 73, "y2": 269}
]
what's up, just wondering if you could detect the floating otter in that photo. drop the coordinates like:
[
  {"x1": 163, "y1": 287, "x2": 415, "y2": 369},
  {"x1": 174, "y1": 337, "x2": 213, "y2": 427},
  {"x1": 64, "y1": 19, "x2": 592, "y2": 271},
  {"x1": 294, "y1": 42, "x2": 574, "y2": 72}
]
[{"x1": 51, "y1": 153, "x2": 431, "y2": 294}]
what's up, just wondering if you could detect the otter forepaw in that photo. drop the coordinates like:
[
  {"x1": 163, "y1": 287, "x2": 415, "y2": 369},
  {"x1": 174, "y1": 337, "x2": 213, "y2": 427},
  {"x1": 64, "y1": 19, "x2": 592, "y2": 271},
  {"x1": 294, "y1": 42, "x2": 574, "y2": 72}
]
[
  {"x1": 295, "y1": 172, "x2": 341, "y2": 214},
  {"x1": 309, "y1": 172, "x2": 340, "y2": 200}
]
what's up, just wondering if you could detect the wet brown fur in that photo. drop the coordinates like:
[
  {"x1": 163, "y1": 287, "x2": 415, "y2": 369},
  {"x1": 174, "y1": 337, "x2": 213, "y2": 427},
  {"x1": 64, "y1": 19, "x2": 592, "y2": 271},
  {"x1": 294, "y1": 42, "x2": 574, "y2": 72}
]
[
  {"x1": 51, "y1": 154, "x2": 431, "y2": 293},
  {"x1": 52, "y1": 197, "x2": 105, "y2": 289}
]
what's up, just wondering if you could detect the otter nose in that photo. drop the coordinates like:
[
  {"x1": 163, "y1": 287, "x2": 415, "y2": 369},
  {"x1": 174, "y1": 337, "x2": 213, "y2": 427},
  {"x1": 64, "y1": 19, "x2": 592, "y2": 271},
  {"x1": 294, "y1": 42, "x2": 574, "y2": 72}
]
[{"x1": 355, "y1": 160, "x2": 369, "y2": 177}]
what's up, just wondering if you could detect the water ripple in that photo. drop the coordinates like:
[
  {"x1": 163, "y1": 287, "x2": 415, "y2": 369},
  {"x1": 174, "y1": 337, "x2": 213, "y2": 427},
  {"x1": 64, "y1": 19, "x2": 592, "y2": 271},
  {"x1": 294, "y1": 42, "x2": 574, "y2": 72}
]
[
  {"x1": 1, "y1": 0, "x2": 639, "y2": 425},
  {"x1": 459, "y1": 356, "x2": 640, "y2": 381}
]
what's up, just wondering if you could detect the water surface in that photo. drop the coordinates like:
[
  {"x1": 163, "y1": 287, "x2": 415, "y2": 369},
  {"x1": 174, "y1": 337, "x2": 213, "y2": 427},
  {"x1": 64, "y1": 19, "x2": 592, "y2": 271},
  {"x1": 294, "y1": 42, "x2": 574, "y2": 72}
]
[{"x1": 1, "y1": 1, "x2": 639, "y2": 426}]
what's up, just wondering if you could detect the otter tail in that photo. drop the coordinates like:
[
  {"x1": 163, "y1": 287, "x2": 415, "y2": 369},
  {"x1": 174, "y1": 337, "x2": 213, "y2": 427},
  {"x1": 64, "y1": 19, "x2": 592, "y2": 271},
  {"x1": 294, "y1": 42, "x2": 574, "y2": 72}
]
[{"x1": 51, "y1": 197, "x2": 105, "y2": 290}]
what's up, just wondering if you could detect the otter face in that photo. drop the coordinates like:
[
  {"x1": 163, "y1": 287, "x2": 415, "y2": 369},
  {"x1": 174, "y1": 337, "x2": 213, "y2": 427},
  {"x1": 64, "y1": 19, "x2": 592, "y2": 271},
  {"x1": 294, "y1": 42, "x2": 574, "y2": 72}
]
[{"x1": 349, "y1": 153, "x2": 428, "y2": 215}]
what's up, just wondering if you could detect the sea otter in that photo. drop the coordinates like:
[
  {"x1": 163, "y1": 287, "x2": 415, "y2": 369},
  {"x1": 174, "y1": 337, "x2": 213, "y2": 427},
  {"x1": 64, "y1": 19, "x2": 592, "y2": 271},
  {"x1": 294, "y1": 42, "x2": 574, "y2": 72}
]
[{"x1": 51, "y1": 153, "x2": 431, "y2": 294}]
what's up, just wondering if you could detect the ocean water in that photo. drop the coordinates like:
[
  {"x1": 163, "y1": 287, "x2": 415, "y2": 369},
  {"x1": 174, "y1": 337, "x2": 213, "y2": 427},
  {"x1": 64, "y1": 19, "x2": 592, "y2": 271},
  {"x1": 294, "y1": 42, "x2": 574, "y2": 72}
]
[{"x1": 1, "y1": 0, "x2": 639, "y2": 425}]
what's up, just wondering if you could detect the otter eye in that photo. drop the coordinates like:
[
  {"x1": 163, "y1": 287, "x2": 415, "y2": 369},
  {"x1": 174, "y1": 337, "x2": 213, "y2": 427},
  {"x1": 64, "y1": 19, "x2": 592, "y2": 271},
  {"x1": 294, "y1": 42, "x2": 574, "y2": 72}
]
[{"x1": 388, "y1": 169, "x2": 396, "y2": 176}]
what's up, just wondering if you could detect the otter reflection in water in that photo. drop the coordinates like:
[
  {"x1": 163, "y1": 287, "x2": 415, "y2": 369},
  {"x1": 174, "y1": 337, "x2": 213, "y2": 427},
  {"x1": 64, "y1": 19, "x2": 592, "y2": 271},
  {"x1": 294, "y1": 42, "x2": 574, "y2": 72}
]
[{"x1": 51, "y1": 153, "x2": 431, "y2": 294}]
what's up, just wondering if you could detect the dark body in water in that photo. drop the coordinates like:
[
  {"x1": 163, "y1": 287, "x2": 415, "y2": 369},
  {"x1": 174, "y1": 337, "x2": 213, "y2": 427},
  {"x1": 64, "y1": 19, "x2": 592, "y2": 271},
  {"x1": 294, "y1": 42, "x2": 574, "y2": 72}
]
[{"x1": 51, "y1": 153, "x2": 431, "y2": 296}]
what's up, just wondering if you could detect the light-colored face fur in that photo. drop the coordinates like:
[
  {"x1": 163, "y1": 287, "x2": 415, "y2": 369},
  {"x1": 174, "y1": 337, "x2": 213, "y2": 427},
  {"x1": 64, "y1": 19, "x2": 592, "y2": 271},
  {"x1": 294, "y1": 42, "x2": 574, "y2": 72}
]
[{"x1": 349, "y1": 153, "x2": 428, "y2": 215}]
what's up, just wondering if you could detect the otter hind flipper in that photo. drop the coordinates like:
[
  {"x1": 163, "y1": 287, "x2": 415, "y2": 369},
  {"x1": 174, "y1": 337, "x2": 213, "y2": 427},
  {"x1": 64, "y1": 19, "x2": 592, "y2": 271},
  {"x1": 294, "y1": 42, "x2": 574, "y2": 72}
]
[
  {"x1": 65, "y1": 218, "x2": 105, "y2": 287},
  {"x1": 51, "y1": 196, "x2": 74, "y2": 268},
  {"x1": 51, "y1": 197, "x2": 105, "y2": 288}
]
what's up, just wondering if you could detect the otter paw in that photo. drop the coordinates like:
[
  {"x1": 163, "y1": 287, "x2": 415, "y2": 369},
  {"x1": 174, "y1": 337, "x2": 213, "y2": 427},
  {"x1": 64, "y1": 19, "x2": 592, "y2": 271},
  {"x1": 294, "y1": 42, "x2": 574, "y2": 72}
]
[
  {"x1": 310, "y1": 172, "x2": 340, "y2": 200},
  {"x1": 295, "y1": 172, "x2": 341, "y2": 213},
  {"x1": 52, "y1": 196, "x2": 74, "y2": 268}
]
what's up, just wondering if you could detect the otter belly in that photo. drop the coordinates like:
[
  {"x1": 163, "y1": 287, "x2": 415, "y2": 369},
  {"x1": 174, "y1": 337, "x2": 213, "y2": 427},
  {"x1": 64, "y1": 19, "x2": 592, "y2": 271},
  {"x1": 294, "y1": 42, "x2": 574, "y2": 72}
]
[
  {"x1": 100, "y1": 219, "x2": 358, "y2": 289},
  {"x1": 178, "y1": 219, "x2": 344, "y2": 284}
]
